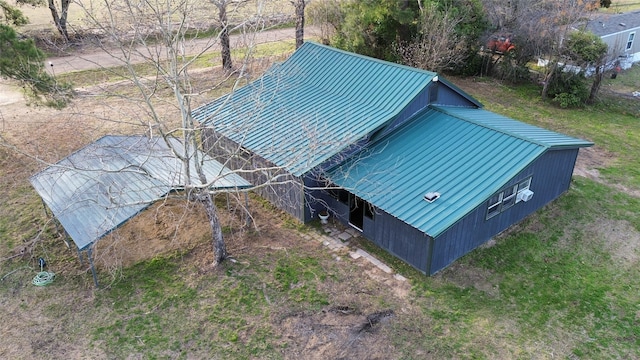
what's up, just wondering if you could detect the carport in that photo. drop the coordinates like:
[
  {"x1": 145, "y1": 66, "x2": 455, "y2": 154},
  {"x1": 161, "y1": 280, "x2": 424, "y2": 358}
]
[{"x1": 30, "y1": 135, "x2": 251, "y2": 286}]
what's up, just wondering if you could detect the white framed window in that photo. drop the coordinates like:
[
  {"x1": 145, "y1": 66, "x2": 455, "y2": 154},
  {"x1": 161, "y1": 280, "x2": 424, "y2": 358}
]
[
  {"x1": 515, "y1": 177, "x2": 533, "y2": 203},
  {"x1": 626, "y1": 32, "x2": 635, "y2": 51},
  {"x1": 517, "y1": 178, "x2": 531, "y2": 193},
  {"x1": 486, "y1": 177, "x2": 533, "y2": 220},
  {"x1": 502, "y1": 184, "x2": 518, "y2": 210},
  {"x1": 486, "y1": 193, "x2": 503, "y2": 219}
]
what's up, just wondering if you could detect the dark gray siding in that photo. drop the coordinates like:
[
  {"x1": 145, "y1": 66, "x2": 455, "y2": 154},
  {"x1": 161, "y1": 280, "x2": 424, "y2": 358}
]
[
  {"x1": 369, "y1": 211, "x2": 431, "y2": 273},
  {"x1": 202, "y1": 128, "x2": 306, "y2": 221},
  {"x1": 429, "y1": 148, "x2": 579, "y2": 274},
  {"x1": 432, "y1": 82, "x2": 479, "y2": 107},
  {"x1": 312, "y1": 148, "x2": 579, "y2": 274},
  {"x1": 378, "y1": 82, "x2": 479, "y2": 139},
  {"x1": 313, "y1": 186, "x2": 432, "y2": 273}
]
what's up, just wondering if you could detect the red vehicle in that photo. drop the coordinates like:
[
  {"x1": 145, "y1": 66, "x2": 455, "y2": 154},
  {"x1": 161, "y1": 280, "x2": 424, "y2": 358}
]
[{"x1": 487, "y1": 34, "x2": 515, "y2": 53}]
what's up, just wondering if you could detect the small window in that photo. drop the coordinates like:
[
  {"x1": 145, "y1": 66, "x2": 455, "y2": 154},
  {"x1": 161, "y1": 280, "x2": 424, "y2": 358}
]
[
  {"x1": 486, "y1": 178, "x2": 533, "y2": 220},
  {"x1": 518, "y1": 178, "x2": 531, "y2": 193},
  {"x1": 515, "y1": 177, "x2": 532, "y2": 203},
  {"x1": 486, "y1": 193, "x2": 503, "y2": 219},
  {"x1": 365, "y1": 203, "x2": 375, "y2": 219},
  {"x1": 337, "y1": 189, "x2": 349, "y2": 204},
  {"x1": 626, "y1": 32, "x2": 635, "y2": 51},
  {"x1": 502, "y1": 185, "x2": 518, "y2": 210},
  {"x1": 241, "y1": 147, "x2": 253, "y2": 157}
]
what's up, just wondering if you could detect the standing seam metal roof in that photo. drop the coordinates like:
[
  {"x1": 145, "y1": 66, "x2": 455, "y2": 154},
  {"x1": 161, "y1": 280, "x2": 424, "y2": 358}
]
[
  {"x1": 329, "y1": 106, "x2": 591, "y2": 238},
  {"x1": 434, "y1": 106, "x2": 594, "y2": 149},
  {"x1": 30, "y1": 135, "x2": 251, "y2": 250},
  {"x1": 193, "y1": 42, "x2": 436, "y2": 176}
]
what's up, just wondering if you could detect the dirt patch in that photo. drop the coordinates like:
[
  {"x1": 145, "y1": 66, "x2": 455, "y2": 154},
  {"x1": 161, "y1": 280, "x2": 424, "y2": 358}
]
[
  {"x1": 573, "y1": 145, "x2": 640, "y2": 197},
  {"x1": 93, "y1": 198, "x2": 211, "y2": 270},
  {"x1": 360, "y1": 267, "x2": 411, "y2": 299},
  {"x1": 437, "y1": 263, "x2": 502, "y2": 298},
  {"x1": 278, "y1": 307, "x2": 397, "y2": 359},
  {"x1": 0, "y1": 83, "x2": 24, "y2": 107},
  {"x1": 572, "y1": 145, "x2": 614, "y2": 180},
  {"x1": 584, "y1": 219, "x2": 640, "y2": 267}
]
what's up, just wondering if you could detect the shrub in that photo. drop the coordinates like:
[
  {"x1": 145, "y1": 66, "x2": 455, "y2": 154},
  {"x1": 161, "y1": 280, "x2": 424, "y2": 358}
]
[
  {"x1": 553, "y1": 92, "x2": 584, "y2": 108},
  {"x1": 546, "y1": 67, "x2": 589, "y2": 108}
]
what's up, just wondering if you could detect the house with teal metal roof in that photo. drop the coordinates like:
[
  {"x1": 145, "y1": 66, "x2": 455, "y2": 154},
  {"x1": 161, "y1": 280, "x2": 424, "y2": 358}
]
[{"x1": 194, "y1": 42, "x2": 592, "y2": 275}]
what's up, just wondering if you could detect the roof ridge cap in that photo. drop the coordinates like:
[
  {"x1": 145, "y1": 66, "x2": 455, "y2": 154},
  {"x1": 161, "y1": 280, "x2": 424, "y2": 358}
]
[
  {"x1": 431, "y1": 105, "x2": 550, "y2": 148},
  {"x1": 303, "y1": 41, "x2": 438, "y2": 77}
]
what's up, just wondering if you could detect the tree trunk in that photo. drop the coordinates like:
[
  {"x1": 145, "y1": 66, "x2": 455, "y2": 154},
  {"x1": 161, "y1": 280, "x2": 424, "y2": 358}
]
[
  {"x1": 201, "y1": 191, "x2": 227, "y2": 265},
  {"x1": 541, "y1": 62, "x2": 558, "y2": 100},
  {"x1": 294, "y1": 0, "x2": 305, "y2": 49},
  {"x1": 587, "y1": 64, "x2": 603, "y2": 104},
  {"x1": 219, "y1": 3, "x2": 232, "y2": 70},
  {"x1": 541, "y1": 76, "x2": 550, "y2": 100},
  {"x1": 48, "y1": 0, "x2": 70, "y2": 41},
  {"x1": 397, "y1": 0, "x2": 411, "y2": 44}
]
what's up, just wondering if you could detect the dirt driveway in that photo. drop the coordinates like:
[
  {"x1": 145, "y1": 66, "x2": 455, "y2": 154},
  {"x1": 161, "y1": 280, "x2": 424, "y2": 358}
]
[{"x1": 45, "y1": 26, "x2": 320, "y2": 74}]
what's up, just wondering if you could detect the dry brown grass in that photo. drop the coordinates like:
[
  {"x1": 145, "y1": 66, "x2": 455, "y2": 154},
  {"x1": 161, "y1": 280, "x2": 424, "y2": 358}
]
[{"x1": 17, "y1": 0, "x2": 295, "y2": 33}]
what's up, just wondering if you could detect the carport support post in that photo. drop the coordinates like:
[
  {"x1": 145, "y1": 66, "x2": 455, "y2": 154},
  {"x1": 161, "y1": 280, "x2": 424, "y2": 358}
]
[
  {"x1": 77, "y1": 247, "x2": 84, "y2": 266},
  {"x1": 40, "y1": 200, "x2": 63, "y2": 238},
  {"x1": 245, "y1": 192, "x2": 251, "y2": 227},
  {"x1": 87, "y1": 247, "x2": 99, "y2": 288}
]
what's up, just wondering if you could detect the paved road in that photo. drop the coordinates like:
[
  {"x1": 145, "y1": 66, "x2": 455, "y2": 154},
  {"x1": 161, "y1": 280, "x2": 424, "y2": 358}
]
[{"x1": 46, "y1": 27, "x2": 318, "y2": 75}]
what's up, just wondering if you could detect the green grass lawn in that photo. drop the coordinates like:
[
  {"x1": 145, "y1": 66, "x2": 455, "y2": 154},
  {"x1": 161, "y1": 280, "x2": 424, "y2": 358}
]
[
  {"x1": 1, "y1": 41, "x2": 640, "y2": 358},
  {"x1": 466, "y1": 68, "x2": 640, "y2": 190},
  {"x1": 404, "y1": 178, "x2": 640, "y2": 357}
]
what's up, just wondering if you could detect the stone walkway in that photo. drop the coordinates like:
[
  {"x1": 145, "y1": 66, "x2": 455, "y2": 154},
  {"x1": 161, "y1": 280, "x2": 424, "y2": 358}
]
[{"x1": 300, "y1": 224, "x2": 407, "y2": 282}]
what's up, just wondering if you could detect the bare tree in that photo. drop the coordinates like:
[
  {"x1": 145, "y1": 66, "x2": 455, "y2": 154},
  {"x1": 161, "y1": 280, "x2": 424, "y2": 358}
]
[
  {"x1": 394, "y1": 2, "x2": 466, "y2": 73},
  {"x1": 52, "y1": 0, "x2": 267, "y2": 265},
  {"x1": 307, "y1": 0, "x2": 343, "y2": 44},
  {"x1": 2, "y1": 0, "x2": 339, "y2": 271},
  {"x1": 8, "y1": 0, "x2": 73, "y2": 40}
]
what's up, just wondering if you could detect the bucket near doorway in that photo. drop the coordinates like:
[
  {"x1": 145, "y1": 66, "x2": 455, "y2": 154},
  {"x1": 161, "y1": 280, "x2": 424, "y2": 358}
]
[{"x1": 318, "y1": 210, "x2": 329, "y2": 224}]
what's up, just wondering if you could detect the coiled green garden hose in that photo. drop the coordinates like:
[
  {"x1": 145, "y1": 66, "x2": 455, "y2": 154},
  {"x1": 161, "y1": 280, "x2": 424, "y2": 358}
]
[
  {"x1": 32, "y1": 271, "x2": 55, "y2": 286},
  {"x1": 32, "y1": 257, "x2": 55, "y2": 286}
]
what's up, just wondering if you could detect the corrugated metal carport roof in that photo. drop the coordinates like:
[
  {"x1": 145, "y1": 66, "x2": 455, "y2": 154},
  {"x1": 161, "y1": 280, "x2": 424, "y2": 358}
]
[{"x1": 30, "y1": 135, "x2": 251, "y2": 251}]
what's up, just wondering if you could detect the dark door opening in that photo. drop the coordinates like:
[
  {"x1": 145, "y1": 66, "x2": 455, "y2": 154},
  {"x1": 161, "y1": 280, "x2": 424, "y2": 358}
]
[{"x1": 349, "y1": 196, "x2": 365, "y2": 230}]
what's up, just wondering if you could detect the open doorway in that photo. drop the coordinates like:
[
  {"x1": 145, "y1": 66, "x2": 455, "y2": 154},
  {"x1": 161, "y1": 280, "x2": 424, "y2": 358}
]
[{"x1": 349, "y1": 196, "x2": 374, "y2": 230}]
